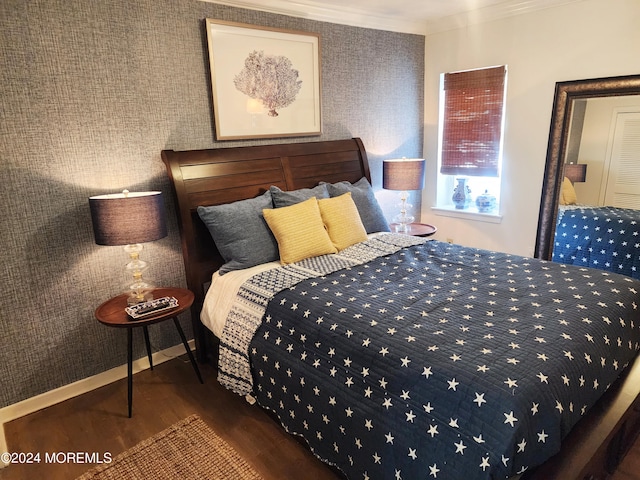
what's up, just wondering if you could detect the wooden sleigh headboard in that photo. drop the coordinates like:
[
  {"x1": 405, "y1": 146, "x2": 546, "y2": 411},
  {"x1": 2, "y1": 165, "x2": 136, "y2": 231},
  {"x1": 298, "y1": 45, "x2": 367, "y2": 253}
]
[{"x1": 161, "y1": 138, "x2": 371, "y2": 360}]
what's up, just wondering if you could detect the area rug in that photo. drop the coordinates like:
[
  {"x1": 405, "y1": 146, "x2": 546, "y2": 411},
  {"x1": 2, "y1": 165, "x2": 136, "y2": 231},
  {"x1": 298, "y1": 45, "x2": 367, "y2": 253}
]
[{"x1": 76, "y1": 414, "x2": 263, "y2": 479}]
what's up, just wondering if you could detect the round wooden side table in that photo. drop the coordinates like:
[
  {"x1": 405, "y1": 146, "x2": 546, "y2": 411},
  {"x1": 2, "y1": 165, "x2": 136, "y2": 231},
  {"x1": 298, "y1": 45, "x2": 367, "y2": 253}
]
[
  {"x1": 95, "y1": 287, "x2": 203, "y2": 417},
  {"x1": 390, "y1": 222, "x2": 438, "y2": 237}
]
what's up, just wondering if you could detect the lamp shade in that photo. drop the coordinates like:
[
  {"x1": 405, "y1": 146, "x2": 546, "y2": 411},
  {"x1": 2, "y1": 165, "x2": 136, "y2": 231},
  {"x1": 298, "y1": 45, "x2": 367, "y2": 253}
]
[
  {"x1": 89, "y1": 191, "x2": 167, "y2": 246},
  {"x1": 564, "y1": 163, "x2": 587, "y2": 183},
  {"x1": 383, "y1": 158, "x2": 426, "y2": 191}
]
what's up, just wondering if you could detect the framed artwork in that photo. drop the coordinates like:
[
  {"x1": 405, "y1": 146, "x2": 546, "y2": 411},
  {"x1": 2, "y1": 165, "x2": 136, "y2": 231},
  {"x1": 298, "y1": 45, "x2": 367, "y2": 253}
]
[{"x1": 205, "y1": 19, "x2": 322, "y2": 140}]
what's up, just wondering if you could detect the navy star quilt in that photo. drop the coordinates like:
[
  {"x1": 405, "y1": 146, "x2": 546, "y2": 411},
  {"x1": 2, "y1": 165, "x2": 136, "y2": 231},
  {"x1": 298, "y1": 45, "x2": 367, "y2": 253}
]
[
  {"x1": 553, "y1": 205, "x2": 640, "y2": 280},
  {"x1": 219, "y1": 234, "x2": 640, "y2": 480}
]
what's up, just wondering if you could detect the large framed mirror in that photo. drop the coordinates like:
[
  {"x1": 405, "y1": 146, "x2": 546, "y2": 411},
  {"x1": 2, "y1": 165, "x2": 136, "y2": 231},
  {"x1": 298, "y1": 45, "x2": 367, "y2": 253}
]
[{"x1": 534, "y1": 74, "x2": 640, "y2": 261}]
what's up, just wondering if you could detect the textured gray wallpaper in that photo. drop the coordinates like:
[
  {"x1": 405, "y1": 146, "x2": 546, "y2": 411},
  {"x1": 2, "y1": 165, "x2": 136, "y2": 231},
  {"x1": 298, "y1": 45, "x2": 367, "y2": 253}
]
[{"x1": 0, "y1": 0, "x2": 424, "y2": 407}]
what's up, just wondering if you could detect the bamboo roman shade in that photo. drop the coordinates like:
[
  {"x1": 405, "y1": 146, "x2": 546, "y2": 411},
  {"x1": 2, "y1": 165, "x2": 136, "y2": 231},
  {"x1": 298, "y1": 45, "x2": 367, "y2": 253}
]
[{"x1": 440, "y1": 66, "x2": 506, "y2": 177}]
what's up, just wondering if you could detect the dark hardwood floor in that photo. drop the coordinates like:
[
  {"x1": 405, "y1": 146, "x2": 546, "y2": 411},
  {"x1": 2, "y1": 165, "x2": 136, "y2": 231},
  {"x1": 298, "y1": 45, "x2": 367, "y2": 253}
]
[
  {"x1": 0, "y1": 355, "x2": 339, "y2": 480},
  {"x1": 1, "y1": 354, "x2": 639, "y2": 480}
]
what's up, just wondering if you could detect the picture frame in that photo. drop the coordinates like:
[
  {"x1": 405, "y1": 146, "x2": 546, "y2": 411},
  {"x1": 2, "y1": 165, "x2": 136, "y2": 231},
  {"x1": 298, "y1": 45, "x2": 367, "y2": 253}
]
[{"x1": 205, "y1": 19, "x2": 322, "y2": 140}]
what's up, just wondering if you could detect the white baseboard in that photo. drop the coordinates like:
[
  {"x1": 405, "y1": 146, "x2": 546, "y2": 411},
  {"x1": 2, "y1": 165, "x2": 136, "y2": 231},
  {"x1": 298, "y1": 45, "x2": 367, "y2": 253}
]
[{"x1": 0, "y1": 340, "x2": 194, "y2": 468}]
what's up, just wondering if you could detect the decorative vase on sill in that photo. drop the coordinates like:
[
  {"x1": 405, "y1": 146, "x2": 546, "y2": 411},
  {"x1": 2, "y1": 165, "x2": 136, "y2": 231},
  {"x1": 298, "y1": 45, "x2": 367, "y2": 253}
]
[
  {"x1": 476, "y1": 189, "x2": 497, "y2": 213},
  {"x1": 452, "y1": 178, "x2": 470, "y2": 209}
]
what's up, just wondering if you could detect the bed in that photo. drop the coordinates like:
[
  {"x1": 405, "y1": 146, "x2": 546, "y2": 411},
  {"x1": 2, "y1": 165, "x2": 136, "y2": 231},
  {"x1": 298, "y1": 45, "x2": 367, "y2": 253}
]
[
  {"x1": 553, "y1": 205, "x2": 640, "y2": 280},
  {"x1": 162, "y1": 138, "x2": 640, "y2": 480}
]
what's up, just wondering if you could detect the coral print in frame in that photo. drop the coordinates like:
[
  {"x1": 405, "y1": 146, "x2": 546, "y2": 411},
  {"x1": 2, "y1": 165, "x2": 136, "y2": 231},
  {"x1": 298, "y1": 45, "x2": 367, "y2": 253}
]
[{"x1": 205, "y1": 19, "x2": 322, "y2": 140}]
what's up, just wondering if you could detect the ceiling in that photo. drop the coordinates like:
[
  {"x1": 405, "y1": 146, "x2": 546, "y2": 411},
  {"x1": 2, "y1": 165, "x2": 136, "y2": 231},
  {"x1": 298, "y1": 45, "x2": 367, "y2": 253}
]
[{"x1": 204, "y1": 0, "x2": 584, "y2": 34}]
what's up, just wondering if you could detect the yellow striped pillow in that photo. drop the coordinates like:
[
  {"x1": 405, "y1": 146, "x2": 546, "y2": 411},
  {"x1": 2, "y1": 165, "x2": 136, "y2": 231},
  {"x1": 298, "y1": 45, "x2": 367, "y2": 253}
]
[
  {"x1": 263, "y1": 197, "x2": 337, "y2": 264},
  {"x1": 318, "y1": 193, "x2": 368, "y2": 250}
]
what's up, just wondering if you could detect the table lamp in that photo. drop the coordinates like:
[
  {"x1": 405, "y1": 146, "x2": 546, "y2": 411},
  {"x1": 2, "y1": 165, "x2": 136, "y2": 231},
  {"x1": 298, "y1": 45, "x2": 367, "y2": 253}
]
[
  {"x1": 89, "y1": 190, "x2": 167, "y2": 305},
  {"x1": 383, "y1": 157, "x2": 426, "y2": 233},
  {"x1": 564, "y1": 163, "x2": 587, "y2": 184}
]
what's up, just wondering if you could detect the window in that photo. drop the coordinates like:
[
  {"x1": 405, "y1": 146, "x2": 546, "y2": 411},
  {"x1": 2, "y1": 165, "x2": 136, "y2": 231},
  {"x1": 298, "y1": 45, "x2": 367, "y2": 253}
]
[{"x1": 435, "y1": 66, "x2": 507, "y2": 217}]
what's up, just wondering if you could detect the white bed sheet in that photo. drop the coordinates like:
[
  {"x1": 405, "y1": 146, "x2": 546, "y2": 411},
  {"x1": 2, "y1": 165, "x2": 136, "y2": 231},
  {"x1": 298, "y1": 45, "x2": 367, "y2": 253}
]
[{"x1": 200, "y1": 261, "x2": 280, "y2": 338}]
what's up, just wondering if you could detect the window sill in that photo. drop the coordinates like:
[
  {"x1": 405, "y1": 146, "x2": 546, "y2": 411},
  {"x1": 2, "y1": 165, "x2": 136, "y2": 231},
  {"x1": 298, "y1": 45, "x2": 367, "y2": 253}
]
[{"x1": 431, "y1": 206, "x2": 503, "y2": 224}]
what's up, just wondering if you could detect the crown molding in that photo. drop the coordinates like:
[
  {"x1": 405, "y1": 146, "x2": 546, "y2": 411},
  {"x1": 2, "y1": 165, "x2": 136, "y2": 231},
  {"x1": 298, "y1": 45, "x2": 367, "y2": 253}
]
[
  {"x1": 424, "y1": 0, "x2": 584, "y2": 34},
  {"x1": 200, "y1": 0, "x2": 584, "y2": 36},
  {"x1": 200, "y1": 0, "x2": 429, "y2": 34}
]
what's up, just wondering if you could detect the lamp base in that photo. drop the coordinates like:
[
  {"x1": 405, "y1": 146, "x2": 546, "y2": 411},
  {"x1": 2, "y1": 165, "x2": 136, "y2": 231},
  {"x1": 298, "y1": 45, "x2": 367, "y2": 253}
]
[
  {"x1": 393, "y1": 192, "x2": 415, "y2": 234},
  {"x1": 392, "y1": 191, "x2": 415, "y2": 234},
  {"x1": 127, "y1": 291, "x2": 154, "y2": 305},
  {"x1": 124, "y1": 243, "x2": 155, "y2": 305},
  {"x1": 394, "y1": 222, "x2": 412, "y2": 234}
]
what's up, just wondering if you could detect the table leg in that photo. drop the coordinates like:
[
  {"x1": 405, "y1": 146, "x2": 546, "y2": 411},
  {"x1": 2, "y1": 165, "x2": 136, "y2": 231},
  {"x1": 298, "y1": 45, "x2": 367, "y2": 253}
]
[
  {"x1": 142, "y1": 326, "x2": 153, "y2": 370},
  {"x1": 173, "y1": 317, "x2": 204, "y2": 384},
  {"x1": 127, "y1": 328, "x2": 133, "y2": 418}
]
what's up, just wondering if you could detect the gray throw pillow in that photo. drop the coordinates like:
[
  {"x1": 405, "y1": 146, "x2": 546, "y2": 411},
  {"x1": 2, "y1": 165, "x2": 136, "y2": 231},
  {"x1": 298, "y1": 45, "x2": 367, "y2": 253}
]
[
  {"x1": 325, "y1": 178, "x2": 390, "y2": 233},
  {"x1": 270, "y1": 184, "x2": 329, "y2": 208},
  {"x1": 197, "y1": 191, "x2": 278, "y2": 275}
]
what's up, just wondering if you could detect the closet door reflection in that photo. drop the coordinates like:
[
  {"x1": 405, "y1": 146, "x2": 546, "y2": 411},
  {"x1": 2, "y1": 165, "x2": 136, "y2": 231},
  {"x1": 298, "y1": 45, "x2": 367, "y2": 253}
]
[{"x1": 601, "y1": 110, "x2": 640, "y2": 208}]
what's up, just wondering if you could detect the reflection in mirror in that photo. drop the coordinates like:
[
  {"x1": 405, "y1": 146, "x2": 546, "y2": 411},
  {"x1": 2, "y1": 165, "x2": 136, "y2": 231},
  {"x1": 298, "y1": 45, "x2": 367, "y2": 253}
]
[
  {"x1": 563, "y1": 95, "x2": 640, "y2": 208},
  {"x1": 535, "y1": 75, "x2": 640, "y2": 282}
]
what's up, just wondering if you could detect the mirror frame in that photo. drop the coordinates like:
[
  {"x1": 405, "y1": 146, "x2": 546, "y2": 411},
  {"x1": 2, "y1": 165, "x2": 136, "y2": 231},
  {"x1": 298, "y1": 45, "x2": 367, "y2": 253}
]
[{"x1": 534, "y1": 74, "x2": 640, "y2": 260}]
